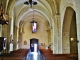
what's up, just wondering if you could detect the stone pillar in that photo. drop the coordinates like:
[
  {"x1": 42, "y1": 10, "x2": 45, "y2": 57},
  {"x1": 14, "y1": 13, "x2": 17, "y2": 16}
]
[
  {"x1": 75, "y1": 0, "x2": 80, "y2": 60},
  {"x1": 51, "y1": 15, "x2": 62, "y2": 54},
  {"x1": 9, "y1": 15, "x2": 14, "y2": 52},
  {"x1": 18, "y1": 32, "x2": 22, "y2": 49},
  {"x1": 50, "y1": 17, "x2": 54, "y2": 51},
  {"x1": 50, "y1": 28, "x2": 53, "y2": 51},
  {"x1": 0, "y1": 25, "x2": 2, "y2": 37},
  {"x1": 16, "y1": 28, "x2": 19, "y2": 49},
  {"x1": 51, "y1": 16, "x2": 58, "y2": 54},
  {"x1": 56, "y1": 15, "x2": 62, "y2": 54},
  {"x1": 10, "y1": 16, "x2": 14, "y2": 40},
  {"x1": 13, "y1": 26, "x2": 18, "y2": 50}
]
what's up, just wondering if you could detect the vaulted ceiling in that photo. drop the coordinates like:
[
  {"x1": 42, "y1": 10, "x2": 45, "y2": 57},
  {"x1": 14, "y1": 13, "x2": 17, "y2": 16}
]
[{"x1": 0, "y1": 0, "x2": 61, "y2": 27}]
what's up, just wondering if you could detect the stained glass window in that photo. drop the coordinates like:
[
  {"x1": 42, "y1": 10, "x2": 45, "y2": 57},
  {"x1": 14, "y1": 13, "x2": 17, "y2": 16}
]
[{"x1": 32, "y1": 21, "x2": 37, "y2": 33}]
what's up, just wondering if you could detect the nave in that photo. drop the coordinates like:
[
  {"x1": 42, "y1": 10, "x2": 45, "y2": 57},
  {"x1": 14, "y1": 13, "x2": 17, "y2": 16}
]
[
  {"x1": 0, "y1": 49, "x2": 43, "y2": 60},
  {"x1": 0, "y1": 49, "x2": 78, "y2": 60},
  {"x1": 26, "y1": 50, "x2": 42, "y2": 60}
]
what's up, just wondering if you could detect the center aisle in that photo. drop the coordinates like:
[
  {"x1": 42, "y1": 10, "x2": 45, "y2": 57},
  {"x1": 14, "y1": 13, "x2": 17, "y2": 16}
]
[{"x1": 26, "y1": 50, "x2": 43, "y2": 60}]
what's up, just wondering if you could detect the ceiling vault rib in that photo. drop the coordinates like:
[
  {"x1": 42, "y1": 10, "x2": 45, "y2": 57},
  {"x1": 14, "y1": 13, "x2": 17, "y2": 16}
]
[
  {"x1": 46, "y1": 0, "x2": 60, "y2": 15},
  {"x1": 46, "y1": 0, "x2": 56, "y2": 16}
]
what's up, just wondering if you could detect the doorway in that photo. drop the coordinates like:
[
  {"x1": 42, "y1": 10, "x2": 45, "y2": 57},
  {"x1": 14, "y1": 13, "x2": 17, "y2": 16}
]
[{"x1": 30, "y1": 38, "x2": 38, "y2": 52}]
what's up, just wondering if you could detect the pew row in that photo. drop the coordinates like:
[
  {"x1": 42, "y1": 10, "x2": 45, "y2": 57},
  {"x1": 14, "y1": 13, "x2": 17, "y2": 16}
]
[
  {"x1": 39, "y1": 49, "x2": 78, "y2": 60},
  {"x1": 41, "y1": 53, "x2": 78, "y2": 60},
  {"x1": 39, "y1": 49, "x2": 53, "y2": 54},
  {"x1": 0, "y1": 49, "x2": 29, "y2": 60}
]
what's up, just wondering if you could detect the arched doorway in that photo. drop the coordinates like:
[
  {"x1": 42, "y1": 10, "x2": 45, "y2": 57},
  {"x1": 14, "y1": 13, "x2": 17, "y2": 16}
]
[
  {"x1": 62, "y1": 7, "x2": 78, "y2": 54},
  {"x1": 30, "y1": 38, "x2": 38, "y2": 52}
]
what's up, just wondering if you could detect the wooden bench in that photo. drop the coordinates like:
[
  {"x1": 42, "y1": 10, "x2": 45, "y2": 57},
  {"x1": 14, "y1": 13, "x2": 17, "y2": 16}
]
[
  {"x1": 0, "y1": 54, "x2": 26, "y2": 60},
  {"x1": 39, "y1": 49, "x2": 53, "y2": 54},
  {"x1": 42, "y1": 54, "x2": 78, "y2": 60},
  {"x1": 0, "y1": 49, "x2": 29, "y2": 60},
  {"x1": 1, "y1": 56, "x2": 26, "y2": 60},
  {"x1": 10, "y1": 49, "x2": 29, "y2": 53}
]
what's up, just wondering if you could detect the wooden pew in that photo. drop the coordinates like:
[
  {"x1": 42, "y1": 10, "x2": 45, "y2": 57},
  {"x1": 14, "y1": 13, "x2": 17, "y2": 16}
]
[
  {"x1": 1, "y1": 56, "x2": 26, "y2": 60},
  {"x1": 41, "y1": 53, "x2": 78, "y2": 60},
  {"x1": 10, "y1": 49, "x2": 29, "y2": 54},
  {"x1": 0, "y1": 53, "x2": 26, "y2": 60},
  {"x1": 40, "y1": 49, "x2": 78, "y2": 60},
  {"x1": 0, "y1": 49, "x2": 29, "y2": 60},
  {"x1": 39, "y1": 49, "x2": 53, "y2": 54}
]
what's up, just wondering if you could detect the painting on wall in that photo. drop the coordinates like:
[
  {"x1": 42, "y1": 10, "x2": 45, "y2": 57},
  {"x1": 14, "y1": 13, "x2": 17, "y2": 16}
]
[
  {"x1": 41, "y1": 43, "x2": 45, "y2": 46},
  {"x1": 24, "y1": 41, "x2": 27, "y2": 45}
]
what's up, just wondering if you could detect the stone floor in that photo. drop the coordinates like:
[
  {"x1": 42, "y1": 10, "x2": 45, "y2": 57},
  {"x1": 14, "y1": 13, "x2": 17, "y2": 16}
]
[{"x1": 26, "y1": 51, "x2": 43, "y2": 60}]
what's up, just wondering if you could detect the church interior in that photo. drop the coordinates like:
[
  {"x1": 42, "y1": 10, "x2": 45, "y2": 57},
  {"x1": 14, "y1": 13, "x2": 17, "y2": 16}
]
[{"x1": 0, "y1": 0, "x2": 80, "y2": 60}]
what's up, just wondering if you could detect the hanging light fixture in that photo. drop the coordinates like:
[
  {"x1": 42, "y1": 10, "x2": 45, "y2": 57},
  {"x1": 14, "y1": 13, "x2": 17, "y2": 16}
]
[
  {"x1": 0, "y1": 4, "x2": 9, "y2": 25},
  {"x1": 24, "y1": 0, "x2": 37, "y2": 33},
  {"x1": 30, "y1": 2, "x2": 37, "y2": 33},
  {"x1": 30, "y1": 7, "x2": 37, "y2": 33},
  {"x1": 24, "y1": 0, "x2": 37, "y2": 8}
]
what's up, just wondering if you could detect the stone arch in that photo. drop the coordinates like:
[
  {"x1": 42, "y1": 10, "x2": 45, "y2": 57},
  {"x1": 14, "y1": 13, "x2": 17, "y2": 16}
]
[
  {"x1": 62, "y1": 7, "x2": 76, "y2": 53},
  {"x1": 18, "y1": 19, "x2": 50, "y2": 49},
  {"x1": 18, "y1": 11, "x2": 51, "y2": 49}
]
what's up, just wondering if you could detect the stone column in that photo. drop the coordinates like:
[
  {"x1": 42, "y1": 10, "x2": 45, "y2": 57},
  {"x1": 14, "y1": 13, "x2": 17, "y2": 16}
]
[
  {"x1": 9, "y1": 15, "x2": 14, "y2": 52},
  {"x1": 0, "y1": 25, "x2": 2, "y2": 37},
  {"x1": 52, "y1": 15, "x2": 62, "y2": 54},
  {"x1": 75, "y1": 0, "x2": 80, "y2": 60},
  {"x1": 13, "y1": 25, "x2": 18, "y2": 50},
  {"x1": 56, "y1": 15, "x2": 62, "y2": 54},
  {"x1": 51, "y1": 16, "x2": 58, "y2": 54},
  {"x1": 16, "y1": 28, "x2": 19, "y2": 49},
  {"x1": 50, "y1": 28, "x2": 53, "y2": 51}
]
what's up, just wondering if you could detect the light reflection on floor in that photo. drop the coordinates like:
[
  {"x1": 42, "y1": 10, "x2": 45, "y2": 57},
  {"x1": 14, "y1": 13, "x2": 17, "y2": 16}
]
[{"x1": 27, "y1": 51, "x2": 41, "y2": 60}]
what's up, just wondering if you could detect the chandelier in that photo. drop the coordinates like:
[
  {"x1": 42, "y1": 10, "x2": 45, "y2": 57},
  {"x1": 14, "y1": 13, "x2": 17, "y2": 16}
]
[
  {"x1": 24, "y1": 0, "x2": 37, "y2": 8},
  {"x1": 0, "y1": 4, "x2": 9, "y2": 25},
  {"x1": 29, "y1": 4, "x2": 37, "y2": 33},
  {"x1": 24, "y1": 0, "x2": 37, "y2": 33}
]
